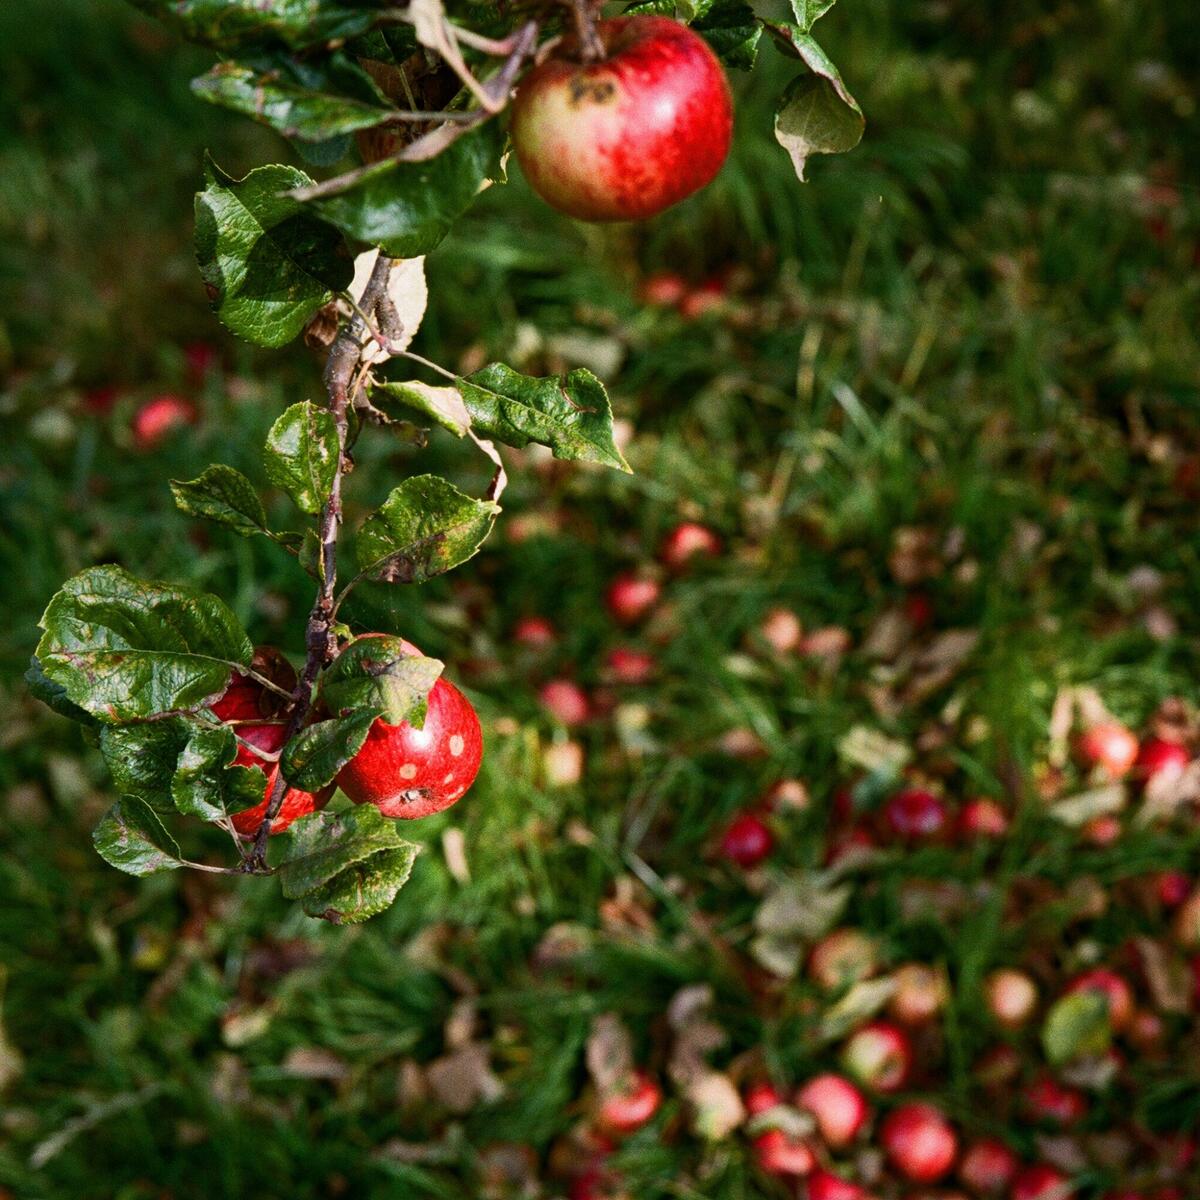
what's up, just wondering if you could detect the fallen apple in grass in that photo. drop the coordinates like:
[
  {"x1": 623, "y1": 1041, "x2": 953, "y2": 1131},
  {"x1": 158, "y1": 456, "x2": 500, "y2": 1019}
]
[
  {"x1": 131, "y1": 393, "x2": 197, "y2": 449},
  {"x1": 511, "y1": 16, "x2": 732, "y2": 222}
]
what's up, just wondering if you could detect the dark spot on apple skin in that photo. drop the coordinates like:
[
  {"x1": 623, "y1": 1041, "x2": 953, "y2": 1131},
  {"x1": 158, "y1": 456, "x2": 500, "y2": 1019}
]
[{"x1": 568, "y1": 77, "x2": 616, "y2": 107}]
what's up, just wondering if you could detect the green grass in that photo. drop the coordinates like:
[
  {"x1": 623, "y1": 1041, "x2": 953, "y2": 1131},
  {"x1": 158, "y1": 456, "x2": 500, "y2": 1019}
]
[{"x1": 2, "y1": 0, "x2": 1200, "y2": 1196}]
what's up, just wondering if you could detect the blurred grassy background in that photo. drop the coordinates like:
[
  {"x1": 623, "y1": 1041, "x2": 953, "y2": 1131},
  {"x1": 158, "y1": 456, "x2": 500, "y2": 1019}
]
[{"x1": 2, "y1": 0, "x2": 1200, "y2": 1196}]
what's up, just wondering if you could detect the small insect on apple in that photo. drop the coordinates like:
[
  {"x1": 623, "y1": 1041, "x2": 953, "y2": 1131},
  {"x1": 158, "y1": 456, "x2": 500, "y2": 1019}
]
[{"x1": 511, "y1": 16, "x2": 733, "y2": 222}]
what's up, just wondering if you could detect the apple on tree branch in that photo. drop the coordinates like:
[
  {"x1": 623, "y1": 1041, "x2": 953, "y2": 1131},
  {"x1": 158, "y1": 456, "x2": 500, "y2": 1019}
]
[{"x1": 29, "y1": 0, "x2": 863, "y2": 922}]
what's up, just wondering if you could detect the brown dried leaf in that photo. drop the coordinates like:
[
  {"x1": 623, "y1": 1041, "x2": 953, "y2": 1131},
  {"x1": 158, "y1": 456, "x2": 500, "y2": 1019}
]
[
  {"x1": 281, "y1": 1047, "x2": 349, "y2": 1082},
  {"x1": 426, "y1": 1043, "x2": 502, "y2": 1112},
  {"x1": 586, "y1": 1014, "x2": 634, "y2": 1095},
  {"x1": 1135, "y1": 937, "x2": 1192, "y2": 1014}
]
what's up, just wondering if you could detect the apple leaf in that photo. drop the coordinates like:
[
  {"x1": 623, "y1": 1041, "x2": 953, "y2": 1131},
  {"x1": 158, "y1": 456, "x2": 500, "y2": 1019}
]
[
  {"x1": 355, "y1": 475, "x2": 499, "y2": 584},
  {"x1": 36, "y1": 565, "x2": 252, "y2": 723},
  {"x1": 195, "y1": 158, "x2": 353, "y2": 348},
  {"x1": 458, "y1": 365, "x2": 631, "y2": 472},
  {"x1": 693, "y1": 0, "x2": 762, "y2": 69},
  {"x1": 769, "y1": 30, "x2": 864, "y2": 181},
  {"x1": 173, "y1": 723, "x2": 268, "y2": 821},
  {"x1": 788, "y1": 0, "x2": 836, "y2": 32},
  {"x1": 308, "y1": 122, "x2": 503, "y2": 259},
  {"x1": 321, "y1": 636, "x2": 444, "y2": 727},
  {"x1": 264, "y1": 402, "x2": 340, "y2": 516},
  {"x1": 99, "y1": 719, "x2": 196, "y2": 811},
  {"x1": 93, "y1": 798, "x2": 184, "y2": 877},
  {"x1": 276, "y1": 805, "x2": 416, "y2": 899},
  {"x1": 301, "y1": 844, "x2": 420, "y2": 923},
  {"x1": 128, "y1": 0, "x2": 379, "y2": 50},
  {"x1": 372, "y1": 381, "x2": 470, "y2": 437},
  {"x1": 1042, "y1": 991, "x2": 1112, "y2": 1065},
  {"x1": 192, "y1": 62, "x2": 400, "y2": 143},
  {"x1": 170, "y1": 465, "x2": 270, "y2": 538},
  {"x1": 279, "y1": 709, "x2": 378, "y2": 792},
  {"x1": 25, "y1": 656, "x2": 98, "y2": 728}
]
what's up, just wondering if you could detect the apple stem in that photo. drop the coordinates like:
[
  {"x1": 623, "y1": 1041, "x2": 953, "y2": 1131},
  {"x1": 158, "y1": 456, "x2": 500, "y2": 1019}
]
[
  {"x1": 243, "y1": 253, "x2": 397, "y2": 874},
  {"x1": 569, "y1": 0, "x2": 606, "y2": 63}
]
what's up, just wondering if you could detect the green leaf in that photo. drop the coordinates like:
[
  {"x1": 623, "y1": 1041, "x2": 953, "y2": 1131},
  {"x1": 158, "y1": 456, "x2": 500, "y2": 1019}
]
[
  {"x1": 92, "y1": 798, "x2": 183, "y2": 876},
  {"x1": 100, "y1": 719, "x2": 195, "y2": 810},
  {"x1": 373, "y1": 381, "x2": 470, "y2": 437},
  {"x1": 458, "y1": 365, "x2": 631, "y2": 472},
  {"x1": 768, "y1": 31, "x2": 864, "y2": 181},
  {"x1": 302, "y1": 844, "x2": 420, "y2": 923},
  {"x1": 1042, "y1": 991, "x2": 1112, "y2": 1065},
  {"x1": 36, "y1": 565, "x2": 252, "y2": 723},
  {"x1": 192, "y1": 62, "x2": 400, "y2": 143},
  {"x1": 310, "y1": 122, "x2": 503, "y2": 259},
  {"x1": 172, "y1": 724, "x2": 267, "y2": 821},
  {"x1": 129, "y1": 0, "x2": 378, "y2": 50},
  {"x1": 170, "y1": 464, "x2": 269, "y2": 538},
  {"x1": 195, "y1": 158, "x2": 353, "y2": 348},
  {"x1": 276, "y1": 805, "x2": 414, "y2": 898},
  {"x1": 321, "y1": 635, "x2": 443, "y2": 726},
  {"x1": 25, "y1": 656, "x2": 98, "y2": 727},
  {"x1": 355, "y1": 475, "x2": 499, "y2": 584},
  {"x1": 264, "y1": 401, "x2": 340, "y2": 515},
  {"x1": 787, "y1": 0, "x2": 835, "y2": 32},
  {"x1": 279, "y1": 709, "x2": 378, "y2": 792},
  {"x1": 694, "y1": 0, "x2": 762, "y2": 69}
]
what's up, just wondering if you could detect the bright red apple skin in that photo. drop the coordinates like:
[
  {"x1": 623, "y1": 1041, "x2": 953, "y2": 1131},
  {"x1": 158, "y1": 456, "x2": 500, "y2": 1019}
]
[
  {"x1": 719, "y1": 811, "x2": 774, "y2": 867},
  {"x1": 958, "y1": 797, "x2": 1009, "y2": 840},
  {"x1": 597, "y1": 1070, "x2": 661, "y2": 1135},
  {"x1": 1156, "y1": 870, "x2": 1191, "y2": 908},
  {"x1": 880, "y1": 1102, "x2": 958, "y2": 1183},
  {"x1": 1076, "y1": 721, "x2": 1138, "y2": 778},
  {"x1": 884, "y1": 787, "x2": 949, "y2": 839},
  {"x1": 640, "y1": 270, "x2": 688, "y2": 307},
  {"x1": 957, "y1": 1137, "x2": 1018, "y2": 1194},
  {"x1": 795, "y1": 1074, "x2": 869, "y2": 1149},
  {"x1": 228, "y1": 721, "x2": 334, "y2": 836},
  {"x1": 606, "y1": 646, "x2": 656, "y2": 685},
  {"x1": 660, "y1": 521, "x2": 721, "y2": 569},
  {"x1": 752, "y1": 1128, "x2": 815, "y2": 1176},
  {"x1": 1011, "y1": 1165, "x2": 1072, "y2": 1200},
  {"x1": 1136, "y1": 736, "x2": 1189, "y2": 780},
  {"x1": 511, "y1": 16, "x2": 732, "y2": 222},
  {"x1": 132, "y1": 393, "x2": 197, "y2": 449},
  {"x1": 1022, "y1": 1073, "x2": 1086, "y2": 1126},
  {"x1": 336, "y1": 660, "x2": 483, "y2": 820},
  {"x1": 539, "y1": 678, "x2": 590, "y2": 726},
  {"x1": 513, "y1": 615, "x2": 557, "y2": 647},
  {"x1": 210, "y1": 661, "x2": 331, "y2": 836},
  {"x1": 606, "y1": 573, "x2": 661, "y2": 624},
  {"x1": 743, "y1": 1081, "x2": 783, "y2": 1115},
  {"x1": 806, "y1": 1168, "x2": 872, "y2": 1200}
]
